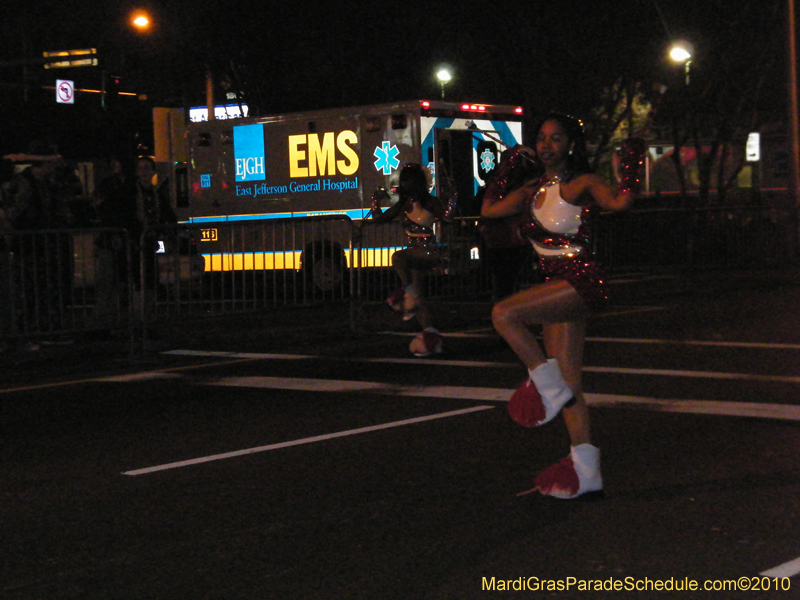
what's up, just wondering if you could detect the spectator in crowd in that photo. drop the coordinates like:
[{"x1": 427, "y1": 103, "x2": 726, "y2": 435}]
[
  {"x1": 2, "y1": 141, "x2": 72, "y2": 345},
  {"x1": 92, "y1": 155, "x2": 136, "y2": 330},
  {"x1": 93, "y1": 155, "x2": 176, "y2": 330}
]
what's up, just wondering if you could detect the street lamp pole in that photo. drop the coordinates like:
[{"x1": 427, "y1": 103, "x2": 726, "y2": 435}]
[
  {"x1": 436, "y1": 68, "x2": 451, "y2": 100},
  {"x1": 669, "y1": 41, "x2": 693, "y2": 85},
  {"x1": 787, "y1": 0, "x2": 800, "y2": 241}
]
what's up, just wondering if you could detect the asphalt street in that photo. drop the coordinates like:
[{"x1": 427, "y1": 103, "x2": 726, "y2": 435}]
[{"x1": 2, "y1": 268, "x2": 799, "y2": 599}]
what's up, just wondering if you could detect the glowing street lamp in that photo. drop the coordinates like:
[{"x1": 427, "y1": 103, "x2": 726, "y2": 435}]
[
  {"x1": 436, "y1": 68, "x2": 452, "y2": 99},
  {"x1": 669, "y1": 40, "x2": 693, "y2": 85},
  {"x1": 130, "y1": 11, "x2": 152, "y2": 32}
]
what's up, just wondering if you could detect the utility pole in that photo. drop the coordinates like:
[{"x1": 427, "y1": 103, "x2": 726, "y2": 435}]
[
  {"x1": 788, "y1": 0, "x2": 800, "y2": 244},
  {"x1": 205, "y1": 67, "x2": 215, "y2": 121}
]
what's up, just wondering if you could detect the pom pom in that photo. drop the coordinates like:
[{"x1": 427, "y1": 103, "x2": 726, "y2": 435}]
[
  {"x1": 508, "y1": 380, "x2": 546, "y2": 426},
  {"x1": 368, "y1": 188, "x2": 388, "y2": 217},
  {"x1": 484, "y1": 147, "x2": 539, "y2": 201},
  {"x1": 618, "y1": 137, "x2": 646, "y2": 196},
  {"x1": 409, "y1": 329, "x2": 443, "y2": 357},
  {"x1": 444, "y1": 191, "x2": 459, "y2": 219},
  {"x1": 533, "y1": 455, "x2": 580, "y2": 498}
]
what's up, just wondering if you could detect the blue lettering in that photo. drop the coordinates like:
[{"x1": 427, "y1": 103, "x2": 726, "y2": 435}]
[
  {"x1": 290, "y1": 180, "x2": 321, "y2": 192},
  {"x1": 245, "y1": 183, "x2": 289, "y2": 197},
  {"x1": 322, "y1": 177, "x2": 359, "y2": 192}
]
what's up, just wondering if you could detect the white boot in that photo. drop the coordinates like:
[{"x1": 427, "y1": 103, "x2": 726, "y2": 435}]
[
  {"x1": 402, "y1": 284, "x2": 418, "y2": 321},
  {"x1": 532, "y1": 444, "x2": 603, "y2": 499},
  {"x1": 508, "y1": 358, "x2": 575, "y2": 427},
  {"x1": 386, "y1": 288, "x2": 404, "y2": 312}
]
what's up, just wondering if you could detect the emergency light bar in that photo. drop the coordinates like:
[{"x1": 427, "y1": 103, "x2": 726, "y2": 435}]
[{"x1": 419, "y1": 100, "x2": 523, "y2": 115}]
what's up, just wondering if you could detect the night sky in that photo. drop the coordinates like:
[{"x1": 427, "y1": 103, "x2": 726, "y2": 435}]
[{"x1": 0, "y1": 0, "x2": 788, "y2": 157}]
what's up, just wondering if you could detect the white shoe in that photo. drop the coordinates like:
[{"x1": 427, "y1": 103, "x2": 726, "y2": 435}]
[{"x1": 402, "y1": 287, "x2": 418, "y2": 321}]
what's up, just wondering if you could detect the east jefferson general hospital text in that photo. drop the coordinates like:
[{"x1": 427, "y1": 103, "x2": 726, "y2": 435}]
[{"x1": 236, "y1": 177, "x2": 360, "y2": 197}]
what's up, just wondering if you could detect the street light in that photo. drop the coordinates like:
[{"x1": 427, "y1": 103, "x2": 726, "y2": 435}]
[
  {"x1": 436, "y1": 68, "x2": 451, "y2": 99},
  {"x1": 130, "y1": 10, "x2": 152, "y2": 32},
  {"x1": 669, "y1": 40, "x2": 693, "y2": 85}
]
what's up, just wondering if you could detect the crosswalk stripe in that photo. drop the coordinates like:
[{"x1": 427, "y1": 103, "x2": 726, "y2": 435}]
[
  {"x1": 760, "y1": 555, "x2": 800, "y2": 578},
  {"x1": 584, "y1": 366, "x2": 800, "y2": 384},
  {"x1": 207, "y1": 376, "x2": 800, "y2": 422},
  {"x1": 162, "y1": 349, "x2": 800, "y2": 384},
  {"x1": 213, "y1": 375, "x2": 512, "y2": 402},
  {"x1": 122, "y1": 405, "x2": 494, "y2": 476}
]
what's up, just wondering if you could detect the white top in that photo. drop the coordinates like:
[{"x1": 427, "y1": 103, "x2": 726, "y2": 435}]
[
  {"x1": 532, "y1": 182, "x2": 582, "y2": 235},
  {"x1": 406, "y1": 201, "x2": 435, "y2": 228},
  {"x1": 531, "y1": 182, "x2": 584, "y2": 257}
]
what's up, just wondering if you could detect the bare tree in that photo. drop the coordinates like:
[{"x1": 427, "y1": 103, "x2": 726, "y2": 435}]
[{"x1": 653, "y1": 0, "x2": 784, "y2": 205}]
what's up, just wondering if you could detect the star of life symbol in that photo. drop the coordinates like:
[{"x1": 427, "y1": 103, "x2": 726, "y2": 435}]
[
  {"x1": 374, "y1": 141, "x2": 400, "y2": 175},
  {"x1": 480, "y1": 148, "x2": 496, "y2": 172}
]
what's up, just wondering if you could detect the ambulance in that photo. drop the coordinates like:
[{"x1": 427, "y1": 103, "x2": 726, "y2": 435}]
[{"x1": 168, "y1": 100, "x2": 525, "y2": 289}]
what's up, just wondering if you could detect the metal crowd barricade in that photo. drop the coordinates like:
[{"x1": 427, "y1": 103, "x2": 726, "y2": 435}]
[
  {"x1": 350, "y1": 218, "x2": 406, "y2": 304},
  {"x1": 352, "y1": 217, "x2": 504, "y2": 305},
  {"x1": 353, "y1": 215, "x2": 545, "y2": 305},
  {"x1": 1, "y1": 206, "x2": 794, "y2": 351},
  {"x1": 0, "y1": 227, "x2": 134, "y2": 349},
  {"x1": 139, "y1": 216, "x2": 355, "y2": 325}
]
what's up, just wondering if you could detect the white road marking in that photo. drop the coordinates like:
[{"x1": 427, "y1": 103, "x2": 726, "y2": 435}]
[
  {"x1": 587, "y1": 337, "x2": 800, "y2": 350},
  {"x1": 208, "y1": 375, "x2": 800, "y2": 422},
  {"x1": 593, "y1": 306, "x2": 670, "y2": 318},
  {"x1": 162, "y1": 349, "x2": 800, "y2": 384},
  {"x1": 122, "y1": 405, "x2": 494, "y2": 476},
  {"x1": 584, "y1": 366, "x2": 800, "y2": 385},
  {"x1": 760, "y1": 555, "x2": 800, "y2": 578},
  {"x1": 586, "y1": 394, "x2": 800, "y2": 421},
  {"x1": 161, "y1": 350, "x2": 316, "y2": 360},
  {"x1": 98, "y1": 372, "x2": 184, "y2": 382},
  {"x1": 380, "y1": 330, "x2": 800, "y2": 350},
  {"x1": 214, "y1": 376, "x2": 512, "y2": 402}
]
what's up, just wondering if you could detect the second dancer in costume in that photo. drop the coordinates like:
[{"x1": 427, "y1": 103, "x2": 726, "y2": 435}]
[{"x1": 367, "y1": 163, "x2": 451, "y2": 357}]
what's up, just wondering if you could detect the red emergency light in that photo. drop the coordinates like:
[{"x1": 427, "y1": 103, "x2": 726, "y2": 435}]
[{"x1": 419, "y1": 100, "x2": 523, "y2": 115}]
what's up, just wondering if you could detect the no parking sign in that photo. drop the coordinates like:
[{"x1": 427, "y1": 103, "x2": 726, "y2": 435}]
[{"x1": 56, "y1": 79, "x2": 74, "y2": 104}]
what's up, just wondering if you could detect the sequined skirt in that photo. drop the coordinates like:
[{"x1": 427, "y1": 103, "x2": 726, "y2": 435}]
[
  {"x1": 405, "y1": 234, "x2": 440, "y2": 256},
  {"x1": 538, "y1": 254, "x2": 608, "y2": 311}
]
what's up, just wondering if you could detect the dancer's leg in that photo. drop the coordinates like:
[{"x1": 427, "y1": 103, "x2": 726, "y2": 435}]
[
  {"x1": 543, "y1": 320, "x2": 590, "y2": 446},
  {"x1": 492, "y1": 279, "x2": 588, "y2": 370}
]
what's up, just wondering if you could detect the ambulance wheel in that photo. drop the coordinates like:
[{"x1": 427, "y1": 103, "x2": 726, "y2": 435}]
[{"x1": 302, "y1": 242, "x2": 346, "y2": 293}]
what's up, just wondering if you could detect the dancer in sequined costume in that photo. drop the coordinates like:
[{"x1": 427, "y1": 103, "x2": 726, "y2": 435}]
[
  {"x1": 481, "y1": 113, "x2": 644, "y2": 499},
  {"x1": 368, "y1": 163, "x2": 449, "y2": 356}
]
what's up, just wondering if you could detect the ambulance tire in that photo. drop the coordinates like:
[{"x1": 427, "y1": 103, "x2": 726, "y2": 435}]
[{"x1": 302, "y1": 242, "x2": 347, "y2": 294}]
